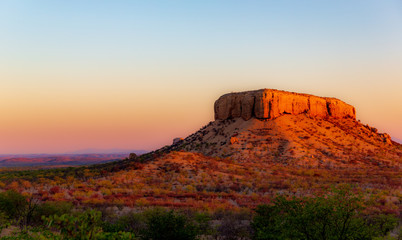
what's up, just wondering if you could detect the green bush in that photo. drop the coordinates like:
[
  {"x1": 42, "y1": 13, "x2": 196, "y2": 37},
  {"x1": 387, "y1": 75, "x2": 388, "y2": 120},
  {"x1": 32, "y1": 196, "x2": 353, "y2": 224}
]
[
  {"x1": 32, "y1": 201, "x2": 73, "y2": 225},
  {"x1": 102, "y1": 211, "x2": 147, "y2": 235},
  {"x1": 44, "y1": 210, "x2": 136, "y2": 240},
  {"x1": 0, "y1": 190, "x2": 37, "y2": 229},
  {"x1": 44, "y1": 209, "x2": 103, "y2": 239},
  {"x1": 141, "y1": 208, "x2": 199, "y2": 240},
  {"x1": 252, "y1": 186, "x2": 398, "y2": 240},
  {"x1": 251, "y1": 204, "x2": 284, "y2": 240},
  {"x1": 0, "y1": 212, "x2": 10, "y2": 235},
  {"x1": 103, "y1": 209, "x2": 214, "y2": 239},
  {"x1": 366, "y1": 214, "x2": 399, "y2": 238},
  {"x1": 0, "y1": 190, "x2": 28, "y2": 219},
  {"x1": 0, "y1": 228, "x2": 61, "y2": 240},
  {"x1": 193, "y1": 212, "x2": 213, "y2": 236},
  {"x1": 213, "y1": 210, "x2": 251, "y2": 240}
]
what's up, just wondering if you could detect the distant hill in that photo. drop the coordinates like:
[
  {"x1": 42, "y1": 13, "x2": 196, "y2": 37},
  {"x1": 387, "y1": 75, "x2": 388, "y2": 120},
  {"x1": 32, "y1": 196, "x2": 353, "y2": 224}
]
[
  {"x1": 0, "y1": 150, "x2": 147, "y2": 167},
  {"x1": 392, "y1": 137, "x2": 402, "y2": 144},
  {"x1": 64, "y1": 149, "x2": 148, "y2": 154}
]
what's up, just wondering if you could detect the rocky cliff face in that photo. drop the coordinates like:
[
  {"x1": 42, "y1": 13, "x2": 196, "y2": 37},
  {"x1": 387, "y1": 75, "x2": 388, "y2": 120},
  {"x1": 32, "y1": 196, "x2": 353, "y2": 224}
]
[{"x1": 214, "y1": 89, "x2": 356, "y2": 120}]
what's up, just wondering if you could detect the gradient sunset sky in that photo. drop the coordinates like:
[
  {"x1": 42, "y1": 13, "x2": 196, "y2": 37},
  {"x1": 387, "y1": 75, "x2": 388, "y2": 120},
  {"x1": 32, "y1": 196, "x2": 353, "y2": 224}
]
[{"x1": 1, "y1": 1, "x2": 401, "y2": 154}]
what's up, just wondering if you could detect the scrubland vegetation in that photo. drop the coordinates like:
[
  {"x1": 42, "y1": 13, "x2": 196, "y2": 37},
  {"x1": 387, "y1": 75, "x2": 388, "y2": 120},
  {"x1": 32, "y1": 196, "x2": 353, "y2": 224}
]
[
  {"x1": 0, "y1": 184, "x2": 399, "y2": 239},
  {"x1": 0, "y1": 151, "x2": 400, "y2": 213}
]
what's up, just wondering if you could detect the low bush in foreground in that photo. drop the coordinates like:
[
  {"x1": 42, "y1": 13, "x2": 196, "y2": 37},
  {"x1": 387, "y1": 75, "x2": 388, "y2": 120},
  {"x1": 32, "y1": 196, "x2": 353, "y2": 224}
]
[
  {"x1": 0, "y1": 186, "x2": 399, "y2": 240},
  {"x1": 252, "y1": 185, "x2": 399, "y2": 240}
]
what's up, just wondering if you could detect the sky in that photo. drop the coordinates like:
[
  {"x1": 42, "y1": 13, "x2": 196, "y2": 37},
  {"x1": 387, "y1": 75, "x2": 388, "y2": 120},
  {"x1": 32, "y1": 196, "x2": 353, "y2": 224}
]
[{"x1": 0, "y1": 0, "x2": 401, "y2": 154}]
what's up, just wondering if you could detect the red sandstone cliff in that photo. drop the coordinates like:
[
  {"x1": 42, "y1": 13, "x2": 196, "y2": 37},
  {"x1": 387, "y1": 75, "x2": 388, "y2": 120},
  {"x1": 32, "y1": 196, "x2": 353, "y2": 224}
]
[{"x1": 214, "y1": 89, "x2": 356, "y2": 120}]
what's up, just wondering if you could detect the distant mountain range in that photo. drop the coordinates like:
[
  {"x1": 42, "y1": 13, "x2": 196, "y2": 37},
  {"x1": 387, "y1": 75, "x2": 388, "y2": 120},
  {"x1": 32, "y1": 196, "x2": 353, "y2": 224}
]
[
  {"x1": 0, "y1": 150, "x2": 147, "y2": 168},
  {"x1": 392, "y1": 137, "x2": 402, "y2": 144},
  {"x1": 64, "y1": 149, "x2": 148, "y2": 154}
]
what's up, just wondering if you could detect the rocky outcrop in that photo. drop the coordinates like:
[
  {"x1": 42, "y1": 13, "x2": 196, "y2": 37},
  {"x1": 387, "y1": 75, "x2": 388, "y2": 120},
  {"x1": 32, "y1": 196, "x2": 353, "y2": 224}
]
[
  {"x1": 173, "y1": 138, "x2": 184, "y2": 145},
  {"x1": 379, "y1": 133, "x2": 392, "y2": 145},
  {"x1": 214, "y1": 89, "x2": 356, "y2": 121},
  {"x1": 129, "y1": 153, "x2": 138, "y2": 160}
]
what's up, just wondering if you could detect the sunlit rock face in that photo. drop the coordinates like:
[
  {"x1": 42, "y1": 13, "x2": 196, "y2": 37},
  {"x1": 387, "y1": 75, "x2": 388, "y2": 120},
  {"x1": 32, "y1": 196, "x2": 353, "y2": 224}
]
[{"x1": 214, "y1": 89, "x2": 356, "y2": 121}]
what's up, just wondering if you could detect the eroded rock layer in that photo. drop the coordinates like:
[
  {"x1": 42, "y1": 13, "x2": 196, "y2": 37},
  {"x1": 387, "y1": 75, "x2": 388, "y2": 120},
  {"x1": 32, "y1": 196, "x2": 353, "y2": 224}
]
[{"x1": 214, "y1": 89, "x2": 356, "y2": 120}]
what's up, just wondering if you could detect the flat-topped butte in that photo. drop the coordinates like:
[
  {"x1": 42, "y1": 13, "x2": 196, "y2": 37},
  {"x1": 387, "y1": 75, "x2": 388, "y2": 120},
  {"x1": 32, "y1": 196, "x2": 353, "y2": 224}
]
[{"x1": 214, "y1": 89, "x2": 356, "y2": 120}]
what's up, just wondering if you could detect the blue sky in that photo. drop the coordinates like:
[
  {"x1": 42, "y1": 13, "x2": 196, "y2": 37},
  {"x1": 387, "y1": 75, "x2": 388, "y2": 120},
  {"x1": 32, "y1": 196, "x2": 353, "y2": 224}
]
[{"x1": 0, "y1": 1, "x2": 401, "y2": 153}]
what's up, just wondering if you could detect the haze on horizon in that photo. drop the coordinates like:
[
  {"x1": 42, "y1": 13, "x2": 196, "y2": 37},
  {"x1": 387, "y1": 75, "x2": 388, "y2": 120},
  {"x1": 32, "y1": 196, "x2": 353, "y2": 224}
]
[{"x1": 1, "y1": 0, "x2": 401, "y2": 154}]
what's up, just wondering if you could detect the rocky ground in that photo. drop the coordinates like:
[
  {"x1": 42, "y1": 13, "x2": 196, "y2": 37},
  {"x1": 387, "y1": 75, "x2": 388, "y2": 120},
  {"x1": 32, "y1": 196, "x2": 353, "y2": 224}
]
[{"x1": 172, "y1": 114, "x2": 400, "y2": 169}]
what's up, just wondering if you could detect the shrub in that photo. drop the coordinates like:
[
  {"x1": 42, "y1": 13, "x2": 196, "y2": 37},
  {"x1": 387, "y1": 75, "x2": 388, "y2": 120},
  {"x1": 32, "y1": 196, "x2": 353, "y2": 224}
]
[
  {"x1": 193, "y1": 212, "x2": 213, "y2": 236},
  {"x1": 366, "y1": 214, "x2": 399, "y2": 238},
  {"x1": 0, "y1": 190, "x2": 28, "y2": 220},
  {"x1": 0, "y1": 190, "x2": 37, "y2": 229},
  {"x1": 252, "y1": 186, "x2": 398, "y2": 240},
  {"x1": 44, "y1": 209, "x2": 136, "y2": 240},
  {"x1": 44, "y1": 210, "x2": 103, "y2": 239},
  {"x1": 102, "y1": 211, "x2": 146, "y2": 235},
  {"x1": 214, "y1": 210, "x2": 252, "y2": 240},
  {"x1": 0, "y1": 211, "x2": 10, "y2": 235},
  {"x1": 251, "y1": 205, "x2": 284, "y2": 240},
  {"x1": 141, "y1": 208, "x2": 199, "y2": 240},
  {"x1": 49, "y1": 186, "x2": 61, "y2": 194},
  {"x1": 32, "y1": 201, "x2": 73, "y2": 225}
]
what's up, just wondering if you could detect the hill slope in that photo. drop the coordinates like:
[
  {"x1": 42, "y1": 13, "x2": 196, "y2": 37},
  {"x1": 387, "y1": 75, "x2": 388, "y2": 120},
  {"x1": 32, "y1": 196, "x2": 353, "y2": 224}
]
[{"x1": 172, "y1": 114, "x2": 401, "y2": 168}]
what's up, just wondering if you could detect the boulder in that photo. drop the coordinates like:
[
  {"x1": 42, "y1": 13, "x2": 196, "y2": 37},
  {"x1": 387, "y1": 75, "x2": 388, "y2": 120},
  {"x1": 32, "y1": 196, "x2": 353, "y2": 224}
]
[
  {"x1": 173, "y1": 138, "x2": 184, "y2": 145},
  {"x1": 129, "y1": 153, "x2": 137, "y2": 160},
  {"x1": 379, "y1": 133, "x2": 392, "y2": 145},
  {"x1": 230, "y1": 136, "x2": 239, "y2": 144}
]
